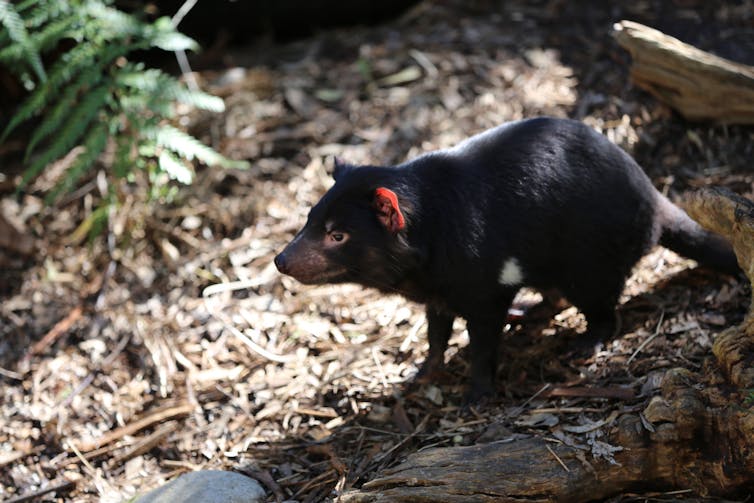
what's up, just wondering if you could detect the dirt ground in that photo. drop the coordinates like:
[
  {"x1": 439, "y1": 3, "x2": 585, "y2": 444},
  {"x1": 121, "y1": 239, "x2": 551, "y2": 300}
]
[{"x1": 1, "y1": 1, "x2": 753, "y2": 501}]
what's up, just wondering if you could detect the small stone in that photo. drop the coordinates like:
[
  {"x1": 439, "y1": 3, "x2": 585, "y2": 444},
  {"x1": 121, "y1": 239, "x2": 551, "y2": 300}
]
[{"x1": 136, "y1": 470, "x2": 265, "y2": 503}]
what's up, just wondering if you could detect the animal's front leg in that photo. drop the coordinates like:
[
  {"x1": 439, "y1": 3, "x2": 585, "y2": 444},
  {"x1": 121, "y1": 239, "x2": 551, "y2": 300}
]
[
  {"x1": 415, "y1": 305, "x2": 454, "y2": 383},
  {"x1": 465, "y1": 312, "x2": 508, "y2": 404}
]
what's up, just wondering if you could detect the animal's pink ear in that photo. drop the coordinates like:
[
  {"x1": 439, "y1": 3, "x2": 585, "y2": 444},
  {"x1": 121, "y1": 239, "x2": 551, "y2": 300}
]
[{"x1": 373, "y1": 187, "x2": 406, "y2": 233}]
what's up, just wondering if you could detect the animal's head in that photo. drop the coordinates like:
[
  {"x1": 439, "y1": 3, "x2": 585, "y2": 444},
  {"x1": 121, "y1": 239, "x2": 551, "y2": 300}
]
[{"x1": 274, "y1": 159, "x2": 413, "y2": 288}]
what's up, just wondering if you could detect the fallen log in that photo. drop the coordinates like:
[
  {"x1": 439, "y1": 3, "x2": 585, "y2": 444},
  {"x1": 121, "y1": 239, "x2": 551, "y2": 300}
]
[
  {"x1": 343, "y1": 189, "x2": 754, "y2": 502},
  {"x1": 612, "y1": 20, "x2": 754, "y2": 124},
  {"x1": 684, "y1": 187, "x2": 754, "y2": 389}
]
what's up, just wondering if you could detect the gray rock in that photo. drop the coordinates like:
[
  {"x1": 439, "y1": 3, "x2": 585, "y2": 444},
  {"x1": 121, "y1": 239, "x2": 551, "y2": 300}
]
[{"x1": 136, "y1": 470, "x2": 265, "y2": 503}]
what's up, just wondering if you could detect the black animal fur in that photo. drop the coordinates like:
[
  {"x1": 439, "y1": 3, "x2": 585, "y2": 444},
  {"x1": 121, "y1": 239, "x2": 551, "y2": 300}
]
[{"x1": 275, "y1": 117, "x2": 739, "y2": 401}]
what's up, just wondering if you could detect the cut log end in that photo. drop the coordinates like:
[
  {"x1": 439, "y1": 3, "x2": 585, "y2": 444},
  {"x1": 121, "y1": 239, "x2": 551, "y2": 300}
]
[{"x1": 612, "y1": 20, "x2": 754, "y2": 124}]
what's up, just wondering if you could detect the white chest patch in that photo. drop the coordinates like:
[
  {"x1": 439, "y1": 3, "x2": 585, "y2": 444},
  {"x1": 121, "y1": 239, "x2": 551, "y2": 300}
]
[{"x1": 499, "y1": 257, "x2": 524, "y2": 286}]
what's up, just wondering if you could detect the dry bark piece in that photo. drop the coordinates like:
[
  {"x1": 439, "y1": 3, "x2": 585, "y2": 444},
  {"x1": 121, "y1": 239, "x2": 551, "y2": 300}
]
[
  {"x1": 684, "y1": 187, "x2": 754, "y2": 388},
  {"x1": 612, "y1": 20, "x2": 754, "y2": 124}
]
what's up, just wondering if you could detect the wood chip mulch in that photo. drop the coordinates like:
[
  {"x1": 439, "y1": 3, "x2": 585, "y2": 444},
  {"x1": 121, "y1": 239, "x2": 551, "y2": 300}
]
[{"x1": 1, "y1": 1, "x2": 752, "y2": 501}]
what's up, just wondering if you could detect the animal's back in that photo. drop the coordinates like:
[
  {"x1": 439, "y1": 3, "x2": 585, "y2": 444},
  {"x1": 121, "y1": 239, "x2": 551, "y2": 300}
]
[{"x1": 414, "y1": 117, "x2": 660, "y2": 300}]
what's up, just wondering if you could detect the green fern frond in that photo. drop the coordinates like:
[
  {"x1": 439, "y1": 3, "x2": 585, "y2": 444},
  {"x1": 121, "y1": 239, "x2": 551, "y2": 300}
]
[
  {"x1": 0, "y1": 0, "x2": 46, "y2": 81},
  {"x1": 47, "y1": 122, "x2": 109, "y2": 202},
  {"x1": 26, "y1": 65, "x2": 105, "y2": 157},
  {"x1": 3, "y1": 0, "x2": 239, "y2": 214},
  {"x1": 2, "y1": 43, "x2": 124, "y2": 141},
  {"x1": 33, "y1": 14, "x2": 79, "y2": 51},
  {"x1": 0, "y1": 14, "x2": 79, "y2": 69},
  {"x1": 149, "y1": 29, "x2": 198, "y2": 52},
  {"x1": 1, "y1": 42, "x2": 99, "y2": 140},
  {"x1": 12, "y1": 0, "x2": 45, "y2": 13},
  {"x1": 23, "y1": 0, "x2": 70, "y2": 31},
  {"x1": 120, "y1": 95, "x2": 174, "y2": 118},
  {"x1": 83, "y1": 3, "x2": 197, "y2": 52},
  {"x1": 145, "y1": 16, "x2": 198, "y2": 52},
  {"x1": 84, "y1": 1, "x2": 146, "y2": 39},
  {"x1": 151, "y1": 124, "x2": 248, "y2": 170},
  {"x1": 116, "y1": 68, "x2": 225, "y2": 112},
  {"x1": 158, "y1": 150, "x2": 194, "y2": 184},
  {"x1": 20, "y1": 83, "x2": 110, "y2": 188},
  {"x1": 113, "y1": 133, "x2": 134, "y2": 179}
]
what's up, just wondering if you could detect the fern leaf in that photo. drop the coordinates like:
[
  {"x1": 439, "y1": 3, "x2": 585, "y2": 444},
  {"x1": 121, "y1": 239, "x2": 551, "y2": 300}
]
[
  {"x1": 113, "y1": 133, "x2": 135, "y2": 179},
  {"x1": 0, "y1": 0, "x2": 46, "y2": 81},
  {"x1": 152, "y1": 124, "x2": 223, "y2": 165},
  {"x1": 84, "y1": 2, "x2": 143, "y2": 37},
  {"x1": 151, "y1": 124, "x2": 248, "y2": 169},
  {"x1": 149, "y1": 30, "x2": 198, "y2": 52},
  {"x1": 158, "y1": 150, "x2": 194, "y2": 184},
  {"x1": 20, "y1": 83, "x2": 110, "y2": 188},
  {"x1": 12, "y1": 0, "x2": 44, "y2": 14},
  {"x1": 1, "y1": 43, "x2": 98, "y2": 140},
  {"x1": 26, "y1": 65, "x2": 105, "y2": 157},
  {"x1": 23, "y1": 0, "x2": 70, "y2": 30},
  {"x1": 47, "y1": 122, "x2": 109, "y2": 202},
  {"x1": 33, "y1": 14, "x2": 79, "y2": 52},
  {"x1": 2, "y1": 43, "x2": 124, "y2": 141},
  {"x1": 120, "y1": 94, "x2": 174, "y2": 118},
  {"x1": 116, "y1": 68, "x2": 225, "y2": 112},
  {"x1": 146, "y1": 16, "x2": 198, "y2": 52}
]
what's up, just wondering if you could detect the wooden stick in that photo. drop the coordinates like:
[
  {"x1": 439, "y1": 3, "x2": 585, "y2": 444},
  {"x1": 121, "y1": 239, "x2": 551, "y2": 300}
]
[
  {"x1": 24, "y1": 305, "x2": 83, "y2": 358},
  {"x1": 74, "y1": 402, "x2": 193, "y2": 452},
  {"x1": 4, "y1": 479, "x2": 76, "y2": 503},
  {"x1": 108, "y1": 422, "x2": 178, "y2": 466},
  {"x1": 542, "y1": 386, "x2": 635, "y2": 400},
  {"x1": 613, "y1": 20, "x2": 754, "y2": 124}
]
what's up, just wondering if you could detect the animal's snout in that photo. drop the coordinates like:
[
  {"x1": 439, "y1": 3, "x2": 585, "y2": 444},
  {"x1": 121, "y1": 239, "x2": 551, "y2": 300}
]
[{"x1": 274, "y1": 252, "x2": 289, "y2": 274}]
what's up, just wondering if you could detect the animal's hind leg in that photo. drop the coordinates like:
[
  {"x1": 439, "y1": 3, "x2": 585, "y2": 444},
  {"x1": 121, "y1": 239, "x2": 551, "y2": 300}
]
[{"x1": 564, "y1": 281, "x2": 624, "y2": 351}]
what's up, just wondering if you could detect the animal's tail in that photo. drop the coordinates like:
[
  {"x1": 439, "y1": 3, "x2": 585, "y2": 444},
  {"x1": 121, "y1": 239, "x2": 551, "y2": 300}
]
[{"x1": 656, "y1": 195, "x2": 740, "y2": 275}]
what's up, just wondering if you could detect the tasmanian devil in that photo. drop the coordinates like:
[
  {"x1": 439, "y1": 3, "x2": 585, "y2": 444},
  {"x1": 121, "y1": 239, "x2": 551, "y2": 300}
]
[{"x1": 274, "y1": 117, "x2": 739, "y2": 402}]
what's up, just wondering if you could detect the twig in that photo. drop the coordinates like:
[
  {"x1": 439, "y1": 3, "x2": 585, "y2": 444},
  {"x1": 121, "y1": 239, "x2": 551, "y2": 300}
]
[
  {"x1": 22, "y1": 305, "x2": 83, "y2": 362},
  {"x1": 371, "y1": 347, "x2": 389, "y2": 389},
  {"x1": 292, "y1": 469, "x2": 336, "y2": 499},
  {"x1": 399, "y1": 314, "x2": 425, "y2": 352},
  {"x1": 149, "y1": 217, "x2": 204, "y2": 250},
  {"x1": 74, "y1": 402, "x2": 193, "y2": 452},
  {"x1": 66, "y1": 440, "x2": 102, "y2": 487},
  {"x1": 627, "y1": 310, "x2": 665, "y2": 365},
  {"x1": 171, "y1": 0, "x2": 199, "y2": 91},
  {"x1": 203, "y1": 278, "x2": 270, "y2": 296},
  {"x1": 543, "y1": 386, "x2": 635, "y2": 400},
  {"x1": 374, "y1": 415, "x2": 429, "y2": 463},
  {"x1": 58, "y1": 332, "x2": 131, "y2": 409},
  {"x1": 528, "y1": 407, "x2": 605, "y2": 414},
  {"x1": 22, "y1": 262, "x2": 112, "y2": 370},
  {"x1": 238, "y1": 467, "x2": 286, "y2": 503},
  {"x1": 4, "y1": 479, "x2": 76, "y2": 503},
  {"x1": 0, "y1": 446, "x2": 44, "y2": 468},
  {"x1": 409, "y1": 49, "x2": 438, "y2": 78},
  {"x1": 545, "y1": 444, "x2": 570, "y2": 473},
  {"x1": 507, "y1": 383, "x2": 552, "y2": 418},
  {"x1": 171, "y1": 0, "x2": 197, "y2": 28},
  {"x1": 109, "y1": 422, "x2": 178, "y2": 466},
  {"x1": 0, "y1": 365, "x2": 23, "y2": 380}
]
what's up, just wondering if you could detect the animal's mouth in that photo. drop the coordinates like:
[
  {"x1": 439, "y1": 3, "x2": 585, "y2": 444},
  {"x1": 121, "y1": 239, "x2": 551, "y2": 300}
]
[{"x1": 288, "y1": 267, "x2": 350, "y2": 285}]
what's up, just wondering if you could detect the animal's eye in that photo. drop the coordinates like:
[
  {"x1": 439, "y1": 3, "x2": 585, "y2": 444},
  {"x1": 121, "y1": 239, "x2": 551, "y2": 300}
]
[{"x1": 325, "y1": 231, "x2": 348, "y2": 246}]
